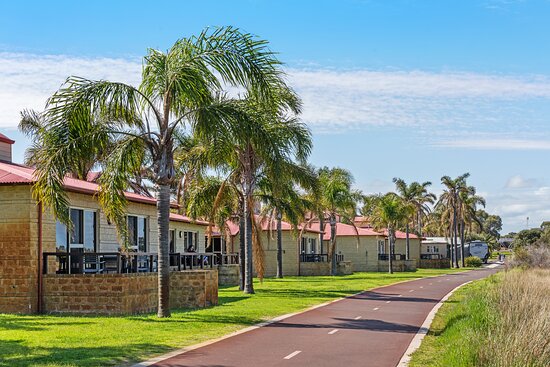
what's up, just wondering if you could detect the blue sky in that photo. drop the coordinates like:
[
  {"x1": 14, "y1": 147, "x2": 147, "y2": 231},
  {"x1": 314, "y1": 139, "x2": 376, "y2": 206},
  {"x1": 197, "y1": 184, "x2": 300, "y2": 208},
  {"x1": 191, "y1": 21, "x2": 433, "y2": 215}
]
[{"x1": 1, "y1": 0, "x2": 550, "y2": 232}]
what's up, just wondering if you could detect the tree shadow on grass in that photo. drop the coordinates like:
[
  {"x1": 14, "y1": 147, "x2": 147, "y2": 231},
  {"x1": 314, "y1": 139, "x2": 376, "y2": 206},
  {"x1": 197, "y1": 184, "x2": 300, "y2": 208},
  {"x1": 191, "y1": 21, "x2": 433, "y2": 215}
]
[
  {"x1": 429, "y1": 313, "x2": 468, "y2": 336},
  {"x1": 0, "y1": 339, "x2": 174, "y2": 367},
  {"x1": 0, "y1": 315, "x2": 93, "y2": 332}
]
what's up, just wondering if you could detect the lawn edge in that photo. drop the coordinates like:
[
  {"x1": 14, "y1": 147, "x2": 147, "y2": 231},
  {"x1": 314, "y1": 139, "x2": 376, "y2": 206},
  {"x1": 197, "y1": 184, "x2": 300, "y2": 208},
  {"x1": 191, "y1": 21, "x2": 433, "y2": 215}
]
[
  {"x1": 396, "y1": 279, "x2": 477, "y2": 366},
  {"x1": 130, "y1": 269, "x2": 473, "y2": 367}
]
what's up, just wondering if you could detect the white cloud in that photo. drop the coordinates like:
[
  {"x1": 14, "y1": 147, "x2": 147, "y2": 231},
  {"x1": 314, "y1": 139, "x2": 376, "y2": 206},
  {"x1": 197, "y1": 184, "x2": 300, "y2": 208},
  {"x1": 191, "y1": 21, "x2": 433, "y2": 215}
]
[
  {"x1": 487, "y1": 179, "x2": 550, "y2": 232},
  {"x1": 3, "y1": 52, "x2": 550, "y2": 135},
  {"x1": 0, "y1": 52, "x2": 141, "y2": 127},
  {"x1": 434, "y1": 139, "x2": 550, "y2": 150},
  {"x1": 506, "y1": 175, "x2": 539, "y2": 189}
]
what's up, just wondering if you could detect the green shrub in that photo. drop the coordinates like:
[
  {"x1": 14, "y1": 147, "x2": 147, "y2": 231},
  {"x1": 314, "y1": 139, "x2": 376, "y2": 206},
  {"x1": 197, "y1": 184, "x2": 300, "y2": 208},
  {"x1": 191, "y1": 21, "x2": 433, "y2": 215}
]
[{"x1": 465, "y1": 256, "x2": 483, "y2": 267}]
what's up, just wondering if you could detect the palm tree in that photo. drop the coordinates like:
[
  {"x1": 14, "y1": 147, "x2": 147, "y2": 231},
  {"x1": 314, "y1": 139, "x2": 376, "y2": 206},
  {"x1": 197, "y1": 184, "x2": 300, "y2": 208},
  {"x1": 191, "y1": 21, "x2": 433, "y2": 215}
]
[
  {"x1": 369, "y1": 193, "x2": 410, "y2": 274},
  {"x1": 257, "y1": 164, "x2": 316, "y2": 278},
  {"x1": 392, "y1": 179, "x2": 435, "y2": 260},
  {"x1": 438, "y1": 173, "x2": 470, "y2": 268},
  {"x1": 457, "y1": 186, "x2": 486, "y2": 266},
  {"x1": 201, "y1": 91, "x2": 312, "y2": 293},
  {"x1": 306, "y1": 167, "x2": 361, "y2": 275},
  {"x1": 28, "y1": 27, "x2": 286, "y2": 317}
]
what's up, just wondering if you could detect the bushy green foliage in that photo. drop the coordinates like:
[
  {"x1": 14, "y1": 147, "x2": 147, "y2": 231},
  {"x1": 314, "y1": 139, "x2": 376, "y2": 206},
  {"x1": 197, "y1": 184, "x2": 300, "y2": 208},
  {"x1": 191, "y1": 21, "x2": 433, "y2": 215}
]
[
  {"x1": 464, "y1": 256, "x2": 483, "y2": 267},
  {"x1": 512, "y1": 228, "x2": 542, "y2": 248}
]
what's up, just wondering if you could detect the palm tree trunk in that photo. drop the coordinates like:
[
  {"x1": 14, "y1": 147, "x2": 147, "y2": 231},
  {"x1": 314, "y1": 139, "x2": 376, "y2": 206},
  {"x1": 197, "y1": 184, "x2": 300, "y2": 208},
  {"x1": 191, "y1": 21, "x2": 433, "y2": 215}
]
[
  {"x1": 319, "y1": 216, "x2": 325, "y2": 254},
  {"x1": 453, "y1": 204, "x2": 459, "y2": 268},
  {"x1": 243, "y1": 196, "x2": 255, "y2": 294},
  {"x1": 330, "y1": 216, "x2": 337, "y2": 276},
  {"x1": 157, "y1": 184, "x2": 171, "y2": 317},
  {"x1": 239, "y1": 211, "x2": 245, "y2": 291},
  {"x1": 460, "y1": 220, "x2": 466, "y2": 267},
  {"x1": 388, "y1": 227, "x2": 393, "y2": 274},
  {"x1": 449, "y1": 225, "x2": 454, "y2": 265},
  {"x1": 405, "y1": 223, "x2": 410, "y2": 260},
  {"x1": 276, "y1": 211, "x2": 283, "y2": 278}
]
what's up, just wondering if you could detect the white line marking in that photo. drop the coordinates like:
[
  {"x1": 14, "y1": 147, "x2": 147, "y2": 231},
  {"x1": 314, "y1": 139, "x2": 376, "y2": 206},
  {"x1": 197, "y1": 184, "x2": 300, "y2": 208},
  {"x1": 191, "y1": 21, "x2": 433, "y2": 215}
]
[
  {"x1": 373, "y1": 307, "x2": 380, "y2": 311},
  {"x1": 386, "y1": 301, "x2": 391, "y2": 304},
  {"x1": 328, "y1": 329, "x2": 339, "y2": 334},
  {"x1": 398, "y1": 294, "x2": 403, "y2": 297},
  {"x1": 419, "y1": 286, "x2": 424, "y2": 289},
  {"x1": 409, "y1": 290, "x2": 415, "y2": 293},
  {"x1": 354, "y1": 316, "x2": 362, "y2": 320},
  {"x1": 284, "y1": 351, "x2": 302, "y2": 360},
  {"x1": 429, "y1": 283, "x2": 433, "y2": 285}
]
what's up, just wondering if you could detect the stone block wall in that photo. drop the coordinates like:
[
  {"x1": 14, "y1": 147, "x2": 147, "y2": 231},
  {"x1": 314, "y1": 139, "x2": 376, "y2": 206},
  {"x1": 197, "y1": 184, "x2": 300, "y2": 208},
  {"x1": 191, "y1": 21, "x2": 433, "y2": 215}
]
[
  {"x1": 0, "y1": 185, "x2": 38, "y2": 314},
  {"x1": 42, "y1": 269, "x2": 218, "y2": 315},
  {"x1": 376, "y1": 259, "x2": 417, "y2": 272},
  {"x1": 299, "y1": 262, "x2": 331, "y2": 276},
  {"x1": 337, "y1": 260, "x2": 353, "y2": 275},
  {"x1": 217, "y1": 264, "x2": 239, "y2": 286},
  {"x1": 418, "y1": 258, "x2": 451, "y2": 269}
]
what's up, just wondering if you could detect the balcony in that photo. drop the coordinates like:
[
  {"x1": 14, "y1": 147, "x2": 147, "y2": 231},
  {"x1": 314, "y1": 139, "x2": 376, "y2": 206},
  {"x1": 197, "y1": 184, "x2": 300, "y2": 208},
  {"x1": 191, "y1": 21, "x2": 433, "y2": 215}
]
[{"x1": 42, "y1": 251, "x2": 239, "y2": 275}]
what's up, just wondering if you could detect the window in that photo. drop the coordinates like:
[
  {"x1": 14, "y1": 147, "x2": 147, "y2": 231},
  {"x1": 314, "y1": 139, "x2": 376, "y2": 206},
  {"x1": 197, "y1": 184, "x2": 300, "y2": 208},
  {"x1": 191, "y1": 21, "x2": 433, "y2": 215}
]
[
  {"x1": 56, "y1": 222, "x2": 68, "y2": 252},
  {"x1": 378, "y1": 240, "x2": 386, "y2": 254},
  {"x1": 300, "y1": 237, "x2": 307, "y2": 253},
  {"x1": 56, "y1": 208, "x2": 97, "y2": 252},
  {"x1": 309, "y1": 238, "x2": 317, "y2": 254},
  {"x1": 169, "y1": 230, "x2": 176, "y2": 253},
  {"x1": 183, "y1": 231, "x2": 197, "y2": 251},
  {"x1": 128, "y1": 215, "x2": 147, "y2": 252}
]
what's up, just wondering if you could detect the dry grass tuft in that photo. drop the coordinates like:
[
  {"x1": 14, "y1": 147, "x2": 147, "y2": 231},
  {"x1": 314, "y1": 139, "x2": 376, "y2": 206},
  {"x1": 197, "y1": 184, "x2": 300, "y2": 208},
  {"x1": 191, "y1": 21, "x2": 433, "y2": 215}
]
[{"x1": 479, "y1": 269, "x2": 550, "y2": 367}]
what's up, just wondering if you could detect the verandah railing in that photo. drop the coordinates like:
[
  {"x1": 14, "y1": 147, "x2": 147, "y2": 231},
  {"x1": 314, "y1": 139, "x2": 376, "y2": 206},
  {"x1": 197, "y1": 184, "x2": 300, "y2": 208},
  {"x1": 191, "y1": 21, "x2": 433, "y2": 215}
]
[{"x1": 42, "y1": 251, "x2": 239, "y2": 275}]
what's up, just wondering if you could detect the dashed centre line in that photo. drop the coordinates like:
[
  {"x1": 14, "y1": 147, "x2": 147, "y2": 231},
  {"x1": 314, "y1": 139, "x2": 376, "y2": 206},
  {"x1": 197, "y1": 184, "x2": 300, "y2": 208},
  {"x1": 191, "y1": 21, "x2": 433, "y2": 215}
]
[
  {"x1": 354, "y1": 316, "x2": 362, "y2": 320},
  {"x1": 419, "y1": 286, "x2": 424, "y2": 289},
  {"x1": 398, "y1": 294, "x2": 403, "y2": 297},
  {"x1": 373, "y1": 307, "x2": 380, "y2": 311},
  {"x1": 284, "y1": 351, "x2": 302, "y2": 360},
  {"x1": 328, "y1": 329, "x2": 339, "y2": 335},
  {"x1": 409, "y1": 289, "x2": 415, "y2": 293},
  {"x1": 386, "y1": 301, "x2": 391, "y2": 304}
]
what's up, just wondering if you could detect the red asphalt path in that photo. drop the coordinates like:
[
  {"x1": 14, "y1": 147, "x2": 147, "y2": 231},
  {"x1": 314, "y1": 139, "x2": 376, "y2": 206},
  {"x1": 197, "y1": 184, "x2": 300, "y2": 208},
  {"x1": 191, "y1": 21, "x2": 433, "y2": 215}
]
[{"x1": 150, "y1": 267, "x2": 499, "y2": 367}]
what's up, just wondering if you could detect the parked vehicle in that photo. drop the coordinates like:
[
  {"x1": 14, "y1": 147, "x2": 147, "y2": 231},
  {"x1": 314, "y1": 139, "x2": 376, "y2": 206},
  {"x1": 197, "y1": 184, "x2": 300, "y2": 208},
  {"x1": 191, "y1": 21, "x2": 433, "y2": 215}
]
[{"x1": 465, "y1": 241, "x2": 490, "y2": 263}]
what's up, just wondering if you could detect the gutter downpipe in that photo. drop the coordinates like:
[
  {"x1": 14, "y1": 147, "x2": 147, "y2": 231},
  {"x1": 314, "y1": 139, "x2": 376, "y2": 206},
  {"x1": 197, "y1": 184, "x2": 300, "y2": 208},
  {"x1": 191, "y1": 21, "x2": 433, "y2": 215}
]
[{"x1": 37, "y1": 201, "x2": 43, "y2": 314}]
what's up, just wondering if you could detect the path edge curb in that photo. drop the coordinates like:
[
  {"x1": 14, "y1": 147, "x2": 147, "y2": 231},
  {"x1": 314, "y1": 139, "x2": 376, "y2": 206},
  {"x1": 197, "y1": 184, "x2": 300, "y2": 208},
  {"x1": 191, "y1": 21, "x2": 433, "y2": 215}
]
[{"x1": 396, "y1": 279, "x2": 475, "y2": 366}]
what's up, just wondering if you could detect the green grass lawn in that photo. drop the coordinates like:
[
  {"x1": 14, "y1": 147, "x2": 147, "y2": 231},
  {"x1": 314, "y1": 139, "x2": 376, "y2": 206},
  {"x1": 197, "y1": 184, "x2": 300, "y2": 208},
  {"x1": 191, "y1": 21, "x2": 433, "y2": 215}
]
[{"x1": 1, "y1": 268, "x2": 470, "y2": 367}]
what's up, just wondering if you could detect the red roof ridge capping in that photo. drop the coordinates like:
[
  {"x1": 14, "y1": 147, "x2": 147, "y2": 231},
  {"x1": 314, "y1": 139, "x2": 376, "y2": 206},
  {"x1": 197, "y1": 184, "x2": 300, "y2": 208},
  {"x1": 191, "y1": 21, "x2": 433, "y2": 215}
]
[
  {"x1": 381, "y1": 228, "x2": 419, "y2": 239},
  {"x1": 304, "y1": 221, "x2": 383, "y2": 241},
  {"x1": 0, "y1": 161, "x2": 176, "y2": 207},
  {"x1": 169, "y1": 213, "x2": 209, "y2": 226},
  {"x1": 0, "y1": 133, "x2": 15, "y2": 145}
]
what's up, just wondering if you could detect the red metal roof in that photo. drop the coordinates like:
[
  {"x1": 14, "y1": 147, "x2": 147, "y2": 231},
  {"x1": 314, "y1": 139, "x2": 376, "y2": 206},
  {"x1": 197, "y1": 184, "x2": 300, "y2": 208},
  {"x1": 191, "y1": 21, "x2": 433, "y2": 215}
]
[
  {"x1": 0, "y1": 161, "x2": 157, "y2": 206},
  {"x1": 380, "y1": 228, "x2": 419, "y2": 239},
  {"x1": 212, "y1": 216, "x2": 322, "y2": 237},
  {"x1": 169, "y1": 213, "x2": 209, "y2": 226},
  {"x1": 307, "y1": 221, "x2": 382, "y2": 241},
  {"x1": 0, "y1": 133, "x2": 15, "y2": 144}
]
